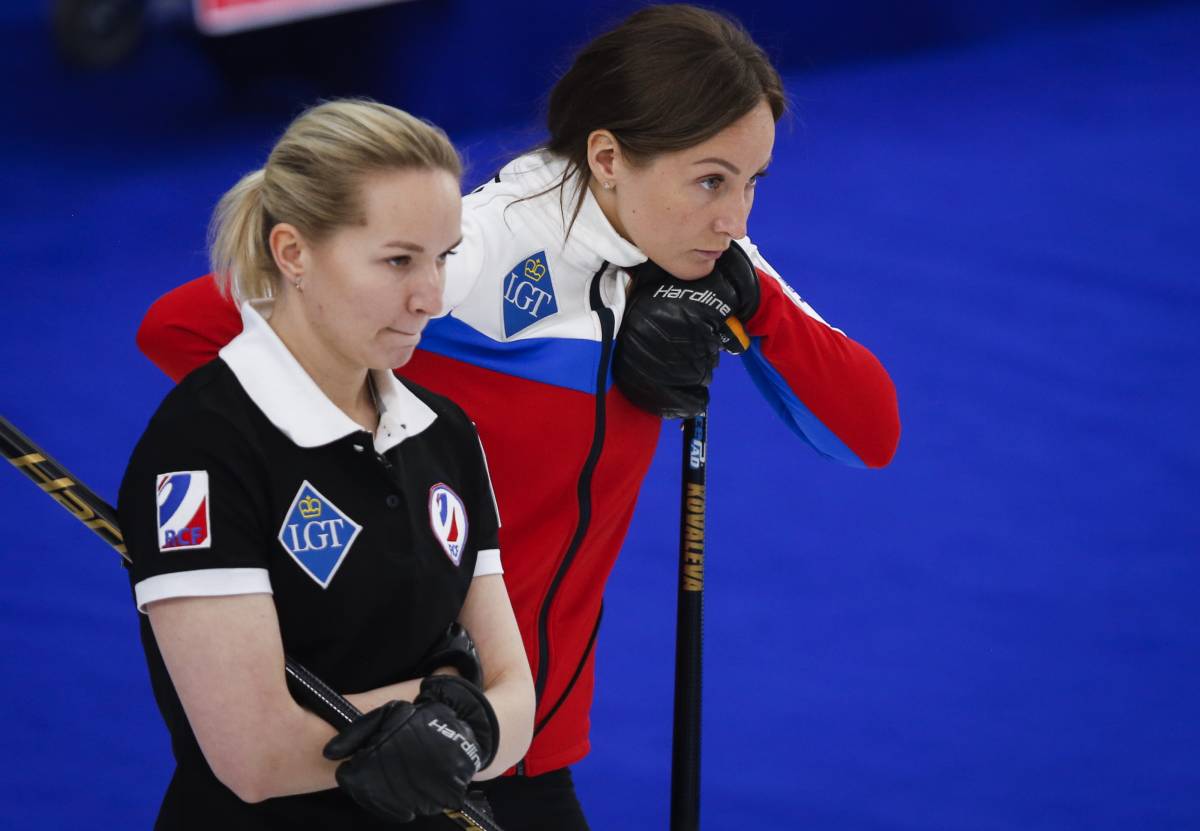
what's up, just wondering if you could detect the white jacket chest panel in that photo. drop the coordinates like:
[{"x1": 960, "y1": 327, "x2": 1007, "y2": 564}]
[{"x1": 447, "y1": 181, "x2": 630, "y2": 343}]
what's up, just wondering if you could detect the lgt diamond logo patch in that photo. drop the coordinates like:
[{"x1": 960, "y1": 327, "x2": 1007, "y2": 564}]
[{"x1": 278, "y1": 480, "x2": 362, "y2": 588}]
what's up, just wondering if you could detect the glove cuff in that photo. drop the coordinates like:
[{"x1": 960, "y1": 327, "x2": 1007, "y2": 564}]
[{"x1": 414, "y1": 622, "x2": 484, "y2": 687}]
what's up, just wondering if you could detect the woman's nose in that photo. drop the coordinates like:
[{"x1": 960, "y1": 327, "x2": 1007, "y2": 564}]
[
  {"x1": 713, "y1": 192, "x2": 750, "y2": 239},
  {"x1": 408, "y1": 265, "x2": 444, "y2": 318}
]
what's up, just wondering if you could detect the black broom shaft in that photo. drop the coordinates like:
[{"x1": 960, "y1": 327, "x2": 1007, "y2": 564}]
[{"x1": 671, "y1": 412, "x2": 707, "y2": 830}]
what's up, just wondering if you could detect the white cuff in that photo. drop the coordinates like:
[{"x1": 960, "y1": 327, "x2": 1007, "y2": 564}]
[
  {"x1": 134, "y1": 568, "x2": 273, "y2": 613},
  {"x1": 473, "y1": 549, "x2": 503, "y2": 577}
]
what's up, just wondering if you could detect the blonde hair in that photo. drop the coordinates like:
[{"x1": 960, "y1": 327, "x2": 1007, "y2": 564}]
[{"x1": 209, "y1": 99, "x2": 462, "y2": 301}]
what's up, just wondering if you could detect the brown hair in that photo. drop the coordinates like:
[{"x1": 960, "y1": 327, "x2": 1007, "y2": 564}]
[
  {"x1": 209, "y1": 98, "x2": 462, "y2": 301},
  {"x1": 544, "y1": 4, "x2": 786, "y2": 228}
]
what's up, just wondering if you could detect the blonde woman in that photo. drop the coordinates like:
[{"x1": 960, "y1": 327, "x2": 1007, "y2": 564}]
[{"x1": 118, "y1": 100, "x2": 534, "y2": 829}]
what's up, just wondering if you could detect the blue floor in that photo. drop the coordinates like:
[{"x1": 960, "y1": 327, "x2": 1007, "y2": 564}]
[{"x1": 2, "y1": 4, "x2": 1198, "y2": 828}]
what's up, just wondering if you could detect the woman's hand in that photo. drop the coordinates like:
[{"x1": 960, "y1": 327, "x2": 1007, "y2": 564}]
[
  {"x1": 614, "y1": 246, "x2": 759, "y2": 418},
  {"x1": 416, "y1": 674, "x2": 499, "y2": 770},
  {"x1": 323, "y1": 696, "x2": 483, "y2": 822}
]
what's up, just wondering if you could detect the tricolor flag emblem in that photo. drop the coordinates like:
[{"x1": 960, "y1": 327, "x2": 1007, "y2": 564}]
[
  {"x1": 428, "y1": 483, "x2": 468, "y2": 566},
  {"x1": 156, "y1": 471, "x2": 211, "y2": 551}
]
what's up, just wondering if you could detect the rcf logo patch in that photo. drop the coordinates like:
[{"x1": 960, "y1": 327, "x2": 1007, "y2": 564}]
[
  {"x1": 278, "y1": 481, "x2": 362, "y2": 588},
  {"x1": 428, "y1": 483, "x2": 468, "y2": 566},
  {"x1": 502, "y1": 251, "x2": 558, "y2": 337},
  {"x1": 156, "y1": 471, "x2": 211, "y2": 551}
]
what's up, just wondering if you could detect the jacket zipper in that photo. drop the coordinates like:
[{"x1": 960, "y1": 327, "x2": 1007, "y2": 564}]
[
  {"x1": 534, "y1": 601, "x2": 603, "y2": 735},
  {"x1": 515, "y1": 603, "x2": 603, "y2": 776},
  {"x1": 530, "y1": 261, "x2": 614, "y2": 739}
]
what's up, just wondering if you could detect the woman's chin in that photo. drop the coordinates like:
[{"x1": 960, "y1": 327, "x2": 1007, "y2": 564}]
[
  {"x1": 371, "y1": 342, "x2": 418, "y2": 370},
  {"x1": 665, "y1": 252, "x2": 719, "y2": 281}
]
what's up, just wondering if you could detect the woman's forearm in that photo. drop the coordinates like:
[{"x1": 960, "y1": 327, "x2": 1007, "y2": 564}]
[
  {"x1": 455, "y1": 574, "x2": 536, "y2": 778},
  {"x1": 218, "y1": 700, "x2": 341, "y2": 802},
  {"x1": 150, "y1": 594, "x2": 433, "y2": 803},
  {"x1": 475, "y1": 664, "x2": 536, "y2": 779}
]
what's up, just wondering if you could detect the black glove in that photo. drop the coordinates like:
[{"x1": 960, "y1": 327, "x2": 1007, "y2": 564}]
[
  {"x1": 416, "y1": 674, "x2": 499, "y2": 771},
  {"x1": 413, "y1": 622, "x2": 484, "y2": 688},
  {"x1": 614, "y1": 245, "x2": 760, "y2": 418},
  {"x1": 698, "y1": 241, "x2": 760, "y2": 349},
  {"x1": 323, "y1": 697, "x2": 481, "y2": 822}
]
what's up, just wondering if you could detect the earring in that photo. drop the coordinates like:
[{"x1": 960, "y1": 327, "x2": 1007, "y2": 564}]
[
  {"x1": 292, "y1": 277, "x2": 303, "y2": 291},
  {"x1": 603, "y1": 181, "x2": 614, "y2": 190}
]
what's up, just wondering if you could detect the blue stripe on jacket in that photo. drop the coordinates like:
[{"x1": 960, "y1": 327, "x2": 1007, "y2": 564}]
[
  {"x1": 742, "y1": 340, "x2": 865, "y2": 468},
  {"x1": 419, "y1": 315, "x2": 606, "y2": 396}
]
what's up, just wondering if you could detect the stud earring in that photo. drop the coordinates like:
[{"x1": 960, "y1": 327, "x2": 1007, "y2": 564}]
[{"x1": 603, "y1": 181, "x2": 614, "y2": 190}]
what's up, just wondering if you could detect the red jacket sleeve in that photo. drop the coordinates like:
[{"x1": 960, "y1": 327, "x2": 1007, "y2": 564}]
[
  {"x1": 738, "y1": 241, "x2": 901, "y2": 469},
  {"x1": 136, "y1": 274, "x2": 243, "y2": 383}
]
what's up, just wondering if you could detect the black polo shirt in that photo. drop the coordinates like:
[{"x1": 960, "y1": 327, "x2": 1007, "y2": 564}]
[{"x1": 118, "y1": 302, "x2": 502, "y2": 830}]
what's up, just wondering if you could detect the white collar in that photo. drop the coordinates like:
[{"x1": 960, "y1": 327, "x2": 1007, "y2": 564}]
[
  {"x1": 506, "y1": 151, "x2": 648, "y2": 269},
  {"x1": 219, "y1": 300, "x2": 436, "y2": 454}
]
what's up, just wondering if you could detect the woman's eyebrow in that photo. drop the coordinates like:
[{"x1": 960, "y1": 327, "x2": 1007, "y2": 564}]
[{"x1": 693, "y1": 157, "x2": 740, "y2": 175}]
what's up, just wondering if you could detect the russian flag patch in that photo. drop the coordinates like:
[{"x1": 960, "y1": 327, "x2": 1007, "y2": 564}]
[
  {"x1": 428, "y1": 483, "x2": 468, "y2": 566},
  {"x1": 156, "y1": 471, "x2": 211, "y2": 552}
]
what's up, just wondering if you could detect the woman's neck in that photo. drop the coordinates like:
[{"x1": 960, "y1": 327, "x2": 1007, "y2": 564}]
[
  {"x1": 587, "y1": 177, "x2": 631, "y2": 241},
  {"x1": 268, "y1": 296, "x2": 378, "y2": 434}
]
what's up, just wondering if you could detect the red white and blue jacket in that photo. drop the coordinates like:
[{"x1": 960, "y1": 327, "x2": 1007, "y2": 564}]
[{"x1": 136, "y1": 151, "x2": 901, "y2": 775}]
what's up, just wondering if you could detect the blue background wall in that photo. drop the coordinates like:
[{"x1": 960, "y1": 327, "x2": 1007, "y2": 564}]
[{"x1": 1, "y1": 1, "x2": 1198, "y2": 828}]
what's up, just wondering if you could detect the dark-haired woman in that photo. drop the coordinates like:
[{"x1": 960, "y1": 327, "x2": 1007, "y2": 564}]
[{"x1": 134, "y1": 5, "x2": 900, "y2": 828}]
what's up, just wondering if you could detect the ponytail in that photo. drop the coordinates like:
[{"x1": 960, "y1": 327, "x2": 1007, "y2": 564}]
[{"x1": 209, "y1": 168, "x2": 274, "y2": 302}]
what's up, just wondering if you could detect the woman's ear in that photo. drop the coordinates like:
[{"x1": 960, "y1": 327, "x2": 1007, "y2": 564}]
[
  {"x1": 269, "y1": 223, "x2": 306, "y2": 283},
  {"x1": 586, "y1": 129, "x2": 620, "y2": 187}
]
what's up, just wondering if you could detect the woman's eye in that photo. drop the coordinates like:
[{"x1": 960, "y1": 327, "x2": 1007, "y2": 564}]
[
  {"x1": 700, "y1": 176, "x2": 723, "y2": 191},
  {"x1": 387, "y1": 256, "x2": 412, "y2": 268},
  {"x1": 437, "y1": 249, "x2": 458, "y2": 265}
]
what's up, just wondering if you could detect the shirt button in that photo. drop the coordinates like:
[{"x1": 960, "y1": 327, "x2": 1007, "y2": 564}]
[{"x1": 386, "y1": 494, "x2": 401, "y2": 509}]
